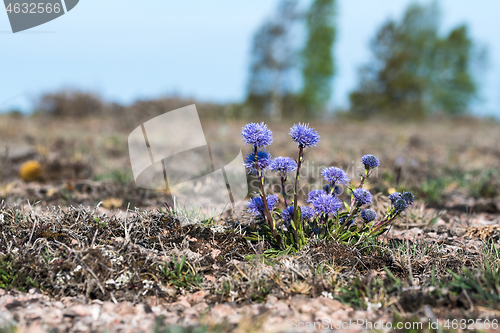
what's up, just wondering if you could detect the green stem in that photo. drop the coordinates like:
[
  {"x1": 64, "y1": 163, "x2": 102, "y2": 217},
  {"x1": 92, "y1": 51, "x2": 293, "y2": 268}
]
[
  {"x1": 254, "y1": 146, "x2": 277, "y2": 238},
  {"x1": 292, "y1": 146, "x2": 304, "y2": 248},
  {"x1": 281, "y1": 176, "x2": 288, "y2": 207}
]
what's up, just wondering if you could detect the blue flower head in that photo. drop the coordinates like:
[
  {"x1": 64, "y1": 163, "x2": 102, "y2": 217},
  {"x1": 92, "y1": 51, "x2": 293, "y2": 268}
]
[
  {"x1": 266, "y1": 195, "x2": 279, "y2": 210},
  {"x1": 244, "y1": 150, "x2": 272, "y2": 174},
  {"x1": 281, "y1": 205, "x2": 315, "y2": 223},
  {"x1": 300, "y1": 206, "x2": 315, "y2": 220},
  {"x1": 360, "y1": 209, "x2": 377, "y2": 223},
  {"x1": 401, "y1": 191, "x2": 415, "y2": 206},
  {"x1": 353, "y1": 188, "x2": 372, "y2": 205},
  {"x1": 311, "y1": 194, "x2": 342, "y2": 215},
  {"x1": 321, "y1": 167, "x2": 350, "y2": 186},
  {"x1": 306, "y1": 189, "x2": 327, "y2": 204},
  {"x1": 339, "y1": 215, "x2": 354, "y2": 227},
  {"x1": 242, "y1": 122, "x2": 273, "y2": 147},
  {"x1": 394, "y1": 198, "x2": 408, "y2": 212},
  {"x1": 324, "y1": 184, "x2": 342, "y2": 196},
  {"x1": 361, "y1": 154, "x2": 380, "y2": 170},
  {"x1": 246, "y1": 195, "x2": 279, "y2": 216},
  {"x1": 269, "y1": 157, "x2": 297, "y2": 175},
  {"x1": 389, "y1": 192, "x2": 402, "y2": 205},
  {"x1": 281, "y1": 206, "x2": 294, "y2": 223},
  {"x1": 289, "y1": 123, "x2": 320, "y2": 148}
]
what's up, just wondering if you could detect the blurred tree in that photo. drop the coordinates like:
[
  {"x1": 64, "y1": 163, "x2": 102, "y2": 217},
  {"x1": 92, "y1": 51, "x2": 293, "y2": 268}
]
[
  {"x1": 246, "y1": 0, "x2": 301, "y2": 119},
  {"x1": 350, "y1": 2, "x2": 479, "y2": 118},
  {"x1": 300, "y1": 0, "x2": 336, "y2": 116}
]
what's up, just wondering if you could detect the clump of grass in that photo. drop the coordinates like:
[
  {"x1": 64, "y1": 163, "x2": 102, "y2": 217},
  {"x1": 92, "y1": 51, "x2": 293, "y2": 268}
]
[
  {"x1": 0, "y1": 254, "x2": 41, "y2": 292},
  {"x1": 94, "y1": 169, "x2": 133, "y2": 184},
  {"x1": 158, "y1": 255, "x2": 201, "y2": 289},
  {"x1": 465, "y1": 168, "x2": 499, "y2": 199},
  {"x1": 444, "y1": 242, "x2": 500, "y2": 308}
]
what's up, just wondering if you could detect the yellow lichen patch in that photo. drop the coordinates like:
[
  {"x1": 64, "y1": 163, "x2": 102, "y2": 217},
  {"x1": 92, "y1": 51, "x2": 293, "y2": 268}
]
[
  {"x1": 19, "y1": 160, "x2": 43, "y2": 182},
  {"x1": 0, "y1": 183, "x2": 15, "y2": 198},
  {"x1": 102, "y1": 197, "x2": 124, "y2": 209}
]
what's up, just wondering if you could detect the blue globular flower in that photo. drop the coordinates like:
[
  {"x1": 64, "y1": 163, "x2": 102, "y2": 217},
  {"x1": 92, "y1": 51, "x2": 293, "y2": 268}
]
[
  {"x1": 353, "y1": 188, "x2": 372, "y2": 205},
  {"x1": 394, "y1": 198, "x2": 408, "y2": 212},
  {"x1": 311, "y1": 194, "x2": 342, "y2": 215},
  {"x1": 281, "y1": 206, "x2": 294, "y2": 223},
  {"x1": 361, "y1": 154, "x2": 380, "y2": 170},
  {"x1": 300, "y1": 206, "x2": 315, "y2": 220},
  {"x1": 389, "y1": 192, "x2": 402, "y2": 205},
  {"x1": 338, "y1": 215, "x2": 348, "y2": 224},
  {"x1": 282, "y1": 205, "x2": 315, "y2": 223},
  {"x1": 307, "y1": 189, "x2": 327, "y2": 204},
  {"x1": 340, "y1": 215, "x2": 355, "y2": 227},
  {"x1": 321, "y1": 167, "x2": 350, "y2": 186},
  {"x1": 289, "y1": 123, "x2": 320, "y2": 148},
  {"x1": 269, "y1": 156, "x2": 297, "y2": 174},
  {"x1": 246, "y1": 195, "x2": 279, "y2": 216},
  {"x1": 360, "y1": 209, "x2": 377, "y2": 223},
  {"x1": 244, "y1": 150, "x2": 272, "y2": 174},
  {"x1": 324, "y1": 184, "x2": 342, "y2": 196},
  {"x1": 401, "y1": 191, "x2": 415, "y2": 206},
  {"x1": 266, "y1": 195, "x2": 279, "y2": 211},
  {"x1": 242, "y1": 122, "x2": 273, "y2": 147}
]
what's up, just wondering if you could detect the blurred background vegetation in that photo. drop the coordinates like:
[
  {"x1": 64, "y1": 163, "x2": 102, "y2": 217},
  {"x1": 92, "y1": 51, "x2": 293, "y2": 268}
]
[
  {"x1": 0, "y1": 0, "x2": 498, "y2": 210},
  {"x1": 1, "y1": 0, "x2": 490, "y2": 121}
]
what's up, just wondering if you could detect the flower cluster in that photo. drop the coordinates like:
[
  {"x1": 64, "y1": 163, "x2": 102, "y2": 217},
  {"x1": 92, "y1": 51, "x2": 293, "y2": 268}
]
[
  {"x1": 247, "y1": 195, "x2": 279, "y2": 216},
  {"x1": 306, "y1": 189, "x2": 327, "y2": 203},
  {"x1": 361, "y1": 209, "x2": 377, "y2": 223},
  {"x1": 244, "y1": 150, "x2": 272, "y2": 174},
  {"x1": 353, "y1": 188, "x2": 372, "y2": 205},
  {"x1": 242, "y1": 122, "x2": 273, "y2": 147},
  {"x1": 289, "y1": 123, "x2": 320, "y2": 148},
  {"x1": 388, "y1": 190, "x2": 414, "y2": 212},
  {"x1": 321, "y1": 167, "x2": 350, "y2": 186},
  {"x1": 311, "y1": 193, "x2": 342, "y2": 216},
  {"x1": 361, "y1": 154, "x2": 380, "y2": 170},
  {"x1": 269, "y1": 157, "x2": 297, "y2": 174},
  {"x1": 242, "y1": 121, "x2": 415, "y2": 251},
  {"x1": 281, "y1": 205, "x2": 315, "y2": 223}
]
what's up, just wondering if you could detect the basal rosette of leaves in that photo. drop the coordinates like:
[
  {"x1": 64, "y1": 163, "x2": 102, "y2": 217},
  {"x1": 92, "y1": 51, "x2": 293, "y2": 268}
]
[{"x1": 242, "y1": 122, "x2": 414, "y2": 255}]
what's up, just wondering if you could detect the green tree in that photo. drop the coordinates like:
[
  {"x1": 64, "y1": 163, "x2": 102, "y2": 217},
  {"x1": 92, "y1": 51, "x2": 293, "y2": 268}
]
[
  {"x1": 300, "y1": 0, "x2": 337, "y2": 116},
  {"x1": 350, "y1": 2, "x2": 479, "y2": 118},
  {"x1": 246, "y1": 0, "x2": 301, "y2": 119}
]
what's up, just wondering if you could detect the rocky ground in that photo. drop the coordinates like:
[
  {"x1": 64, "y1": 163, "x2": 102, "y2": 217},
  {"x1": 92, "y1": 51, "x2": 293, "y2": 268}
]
[{"x1": 0, "y1": 115, "x2": 499, "y2": 332}]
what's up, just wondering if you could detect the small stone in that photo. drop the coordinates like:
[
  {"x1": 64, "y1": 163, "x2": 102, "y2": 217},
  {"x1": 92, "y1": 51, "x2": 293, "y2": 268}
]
[
  {"x1": 114, "y1": 237, "x2": 124, "y2": 243},
  {"x1": 204, "y1": 275, "x2": 216, "y2": 282},
  {"x1": 193, "y1": 302, "x2": 208, "y2": 312},
  {"x1": 318, "y1": 297, "x2": 343, "y2": 311},
  {"x1": 5, "y1": 299, "x2": 22, "y2": 310},
  {"x1": 89, "y1": 305, "x2": 100, "y2": 321},
  {"x1": 101, "y1": 301, "x2": 116, "y2": 313},
  {"x1": 188, "y1": 290, "x2": 206, "y2": 304},
  {"x1": 43, "y1": 308, "x2": 63, "y2": 326},
  {"x1": 73, "y1": 319, "x2": 91, "y2": 332},
  {"x1": 265, "y1": 295, "x2": 278, "y2": 308},
  {"x1": 168, "y1": 300, "x2": 190, "y2": 312},
  {"x1": 69, "y1": 305, "x2": 91, "y2": 317},
  {"x1": 115, "y1": 302, "x2": 134, "y2": 316},
  {"x1": 145, "y1": 296, "x2": 158, "y2": 307},
  {"x1": 26, "y1": 321, "x2": 45, "y2": 333},
  {"x1": 211, "y1": 303, "x2": 234, "y2": 318}
]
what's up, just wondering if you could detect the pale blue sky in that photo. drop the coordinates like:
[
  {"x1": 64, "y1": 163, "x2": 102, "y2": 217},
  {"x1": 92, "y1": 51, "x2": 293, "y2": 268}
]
[{"x1": 1, "y1": 0, "x2": 499, "y2": 117}]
